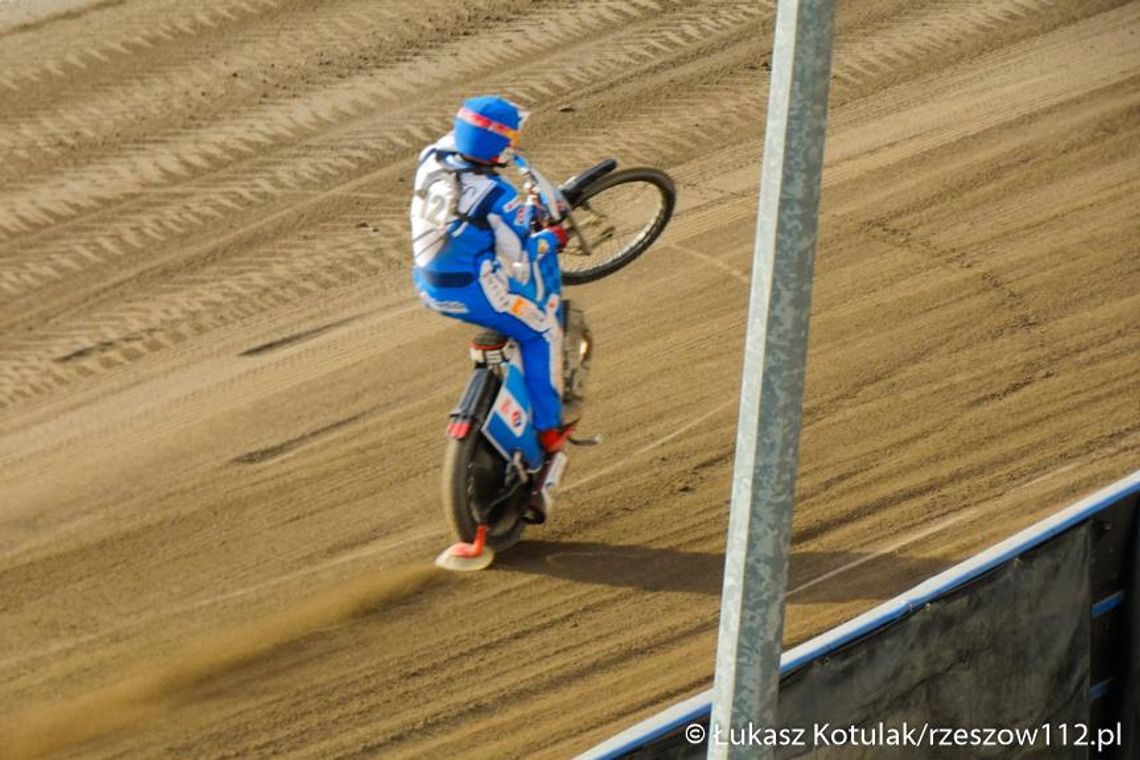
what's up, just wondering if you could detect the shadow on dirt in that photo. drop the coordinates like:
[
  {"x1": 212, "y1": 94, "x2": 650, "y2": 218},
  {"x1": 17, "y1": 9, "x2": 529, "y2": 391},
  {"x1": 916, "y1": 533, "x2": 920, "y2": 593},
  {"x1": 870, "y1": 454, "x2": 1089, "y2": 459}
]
[{"x1": 497, "y1": 539, "x2": 950, "y2": 604}]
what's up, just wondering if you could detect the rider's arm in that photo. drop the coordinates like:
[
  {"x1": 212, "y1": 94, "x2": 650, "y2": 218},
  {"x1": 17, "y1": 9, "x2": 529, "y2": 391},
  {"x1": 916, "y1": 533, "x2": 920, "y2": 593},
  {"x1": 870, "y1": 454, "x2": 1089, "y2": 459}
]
[{"x1": 480, "y1": 179, "x2": 565, "y2": 284}]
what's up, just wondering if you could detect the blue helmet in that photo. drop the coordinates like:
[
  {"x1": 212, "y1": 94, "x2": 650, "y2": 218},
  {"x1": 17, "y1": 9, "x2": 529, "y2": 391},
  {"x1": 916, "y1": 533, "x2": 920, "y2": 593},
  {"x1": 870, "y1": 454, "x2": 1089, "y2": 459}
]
[{"x1": 453, "y1": 95, "x2": 520, "y2": 163}]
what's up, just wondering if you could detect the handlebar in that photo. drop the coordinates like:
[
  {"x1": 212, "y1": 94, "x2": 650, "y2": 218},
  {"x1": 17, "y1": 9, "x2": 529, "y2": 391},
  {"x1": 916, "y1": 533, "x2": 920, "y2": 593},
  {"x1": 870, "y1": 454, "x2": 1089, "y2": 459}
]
[
  {"x1": 509, "y1": 150, "x2": 594, "y2": 258},
  {"x1": 510, "y1": 152, "x2": 568, "y2": 225}
]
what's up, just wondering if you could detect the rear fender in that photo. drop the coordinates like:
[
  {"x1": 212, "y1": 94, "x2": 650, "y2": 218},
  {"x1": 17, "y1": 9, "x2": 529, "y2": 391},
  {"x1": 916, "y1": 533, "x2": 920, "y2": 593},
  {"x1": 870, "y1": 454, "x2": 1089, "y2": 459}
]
[{"x1": 446, "y1": 368, "x2": 497, "y2": 439}]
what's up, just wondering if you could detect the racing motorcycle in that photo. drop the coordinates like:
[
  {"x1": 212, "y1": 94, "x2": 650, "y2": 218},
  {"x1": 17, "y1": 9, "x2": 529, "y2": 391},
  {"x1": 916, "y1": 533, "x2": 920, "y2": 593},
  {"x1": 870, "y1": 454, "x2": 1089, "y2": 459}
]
[{"x1": 435, "y1": 153, "x2": 675, "y2": 571}]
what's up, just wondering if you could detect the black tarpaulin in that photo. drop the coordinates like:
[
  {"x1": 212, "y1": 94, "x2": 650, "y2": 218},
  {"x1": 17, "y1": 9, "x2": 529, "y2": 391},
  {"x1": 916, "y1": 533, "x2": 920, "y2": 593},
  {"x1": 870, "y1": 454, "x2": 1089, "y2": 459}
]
[
  {"x1": 627, "y1": 524, "x2": 1092, "y2": 759},
  {"x1": 774, "y1": 524, "x2": 1090, "y2": 759}
]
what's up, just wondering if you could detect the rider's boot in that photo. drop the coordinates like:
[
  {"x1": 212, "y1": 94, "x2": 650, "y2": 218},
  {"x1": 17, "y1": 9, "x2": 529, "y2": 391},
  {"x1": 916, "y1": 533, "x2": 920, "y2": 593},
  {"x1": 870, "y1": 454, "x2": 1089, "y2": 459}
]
[
  {"x1": 537, "y1": 423, "x2": 576, "y2": 453},
  {"x1": 524, "y1": 423, "x2": 575, "y2": 524}
]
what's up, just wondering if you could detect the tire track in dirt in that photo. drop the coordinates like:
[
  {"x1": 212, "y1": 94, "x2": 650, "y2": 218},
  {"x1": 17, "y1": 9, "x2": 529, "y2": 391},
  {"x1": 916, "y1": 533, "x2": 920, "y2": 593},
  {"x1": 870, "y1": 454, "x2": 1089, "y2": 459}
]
[
  {"x1": 0, "y1": 6, "x2": 773, "y2": 409},
  {"x1": 0, "y1": 0, "x2": 282, "y2": 89},
  {"x1": 7, "y1": 0, "x2": 1116, "y2": 409},
  {"x1": 0, "y1": 2, "x2": 762, "y2": 319},
  {"x1": 0, "y1": 4, "x2": 766, "y2": 300},
  {"x1": 0, "y1": 0, "x2": 502, "y2": 146},
  {"x1": 7, "y1": 0, "x2": 1118, "y2": 414},
  {"x1": 0, "y1": 0, "x2": 725, "y2": 245},
  {"x1": 830, "y1": 0, "x2": 1129, "y2": 93},
  {"x1": 0, "y1": 1, "x2": 554, "y2": 188},
  {"x1": 826, "y1": 4, "x2": 1140, "y2": 187}
]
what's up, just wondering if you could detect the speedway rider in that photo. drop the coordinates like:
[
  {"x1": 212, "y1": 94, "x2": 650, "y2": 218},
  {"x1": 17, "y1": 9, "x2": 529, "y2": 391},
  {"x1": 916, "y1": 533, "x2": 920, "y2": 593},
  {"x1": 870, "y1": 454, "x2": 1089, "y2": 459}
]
[{"x1": 410, "y1": 95, "x2": 572, "y2": 520}]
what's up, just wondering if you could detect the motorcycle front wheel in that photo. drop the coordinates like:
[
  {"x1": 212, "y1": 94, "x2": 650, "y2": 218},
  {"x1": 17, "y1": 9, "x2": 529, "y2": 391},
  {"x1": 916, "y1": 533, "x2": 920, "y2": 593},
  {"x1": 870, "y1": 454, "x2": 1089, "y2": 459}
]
[{"x1": 560, "y1": 167, "x2": 676, "y2": 285}]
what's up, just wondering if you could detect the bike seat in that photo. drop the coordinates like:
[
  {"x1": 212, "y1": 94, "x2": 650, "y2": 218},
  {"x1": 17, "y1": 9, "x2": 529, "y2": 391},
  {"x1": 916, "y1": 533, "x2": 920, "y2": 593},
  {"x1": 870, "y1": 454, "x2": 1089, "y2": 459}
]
[{"x1": 471, "y1": 330, "x2": 508, "y2": 350}]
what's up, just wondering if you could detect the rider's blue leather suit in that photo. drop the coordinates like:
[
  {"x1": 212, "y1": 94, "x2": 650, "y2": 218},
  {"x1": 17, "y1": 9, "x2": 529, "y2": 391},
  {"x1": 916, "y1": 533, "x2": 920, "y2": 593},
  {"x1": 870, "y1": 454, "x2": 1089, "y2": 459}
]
[{"x1": 410, "y1": 136, "x2": 564, "y2": 432}]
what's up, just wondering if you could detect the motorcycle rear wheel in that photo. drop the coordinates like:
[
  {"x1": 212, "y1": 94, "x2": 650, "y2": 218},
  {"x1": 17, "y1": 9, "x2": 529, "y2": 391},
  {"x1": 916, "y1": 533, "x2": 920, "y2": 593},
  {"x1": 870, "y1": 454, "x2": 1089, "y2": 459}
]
[
  {"x1": 560, "y1": 167, "x2": 676, "y2": 285},
  {"x1": 441, "y1": 432, "x2": 528, "y2": 552}
]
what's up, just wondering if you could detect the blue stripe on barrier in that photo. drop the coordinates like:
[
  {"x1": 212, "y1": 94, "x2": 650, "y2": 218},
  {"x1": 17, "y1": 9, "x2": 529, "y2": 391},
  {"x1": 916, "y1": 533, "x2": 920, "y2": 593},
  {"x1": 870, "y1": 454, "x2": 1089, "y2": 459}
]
[
  {"x1": 1090, "y1": 678, "x2": 1113, "y2": 701},
  {"x1": 577, "y1": 468, "x2": 1140, "y2": 760},
  {"x1": 1092, "y1": 590, "x2": 1125, "y2": 619}
]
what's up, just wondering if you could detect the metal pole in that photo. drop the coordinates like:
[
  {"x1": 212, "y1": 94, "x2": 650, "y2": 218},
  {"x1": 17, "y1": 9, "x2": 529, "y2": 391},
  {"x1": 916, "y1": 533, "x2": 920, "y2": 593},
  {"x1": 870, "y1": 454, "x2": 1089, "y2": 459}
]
[{"x1": 708, "y1": 0, "x2": 836, "y2": 757}]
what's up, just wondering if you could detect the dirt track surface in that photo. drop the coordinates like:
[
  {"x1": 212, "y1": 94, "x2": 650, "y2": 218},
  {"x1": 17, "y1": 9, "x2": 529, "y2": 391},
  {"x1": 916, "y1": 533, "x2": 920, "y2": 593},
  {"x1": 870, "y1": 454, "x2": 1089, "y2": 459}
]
[{"x1": 1, "y1": 0, "x2": 1138, "y2": 757}]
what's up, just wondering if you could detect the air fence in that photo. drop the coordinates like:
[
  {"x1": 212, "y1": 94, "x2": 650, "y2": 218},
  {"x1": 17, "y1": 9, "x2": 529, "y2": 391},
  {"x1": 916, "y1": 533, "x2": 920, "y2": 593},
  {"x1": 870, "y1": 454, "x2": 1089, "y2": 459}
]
[{"x1": 580, "y1": 468, "x2": 1140, "y2": 759}]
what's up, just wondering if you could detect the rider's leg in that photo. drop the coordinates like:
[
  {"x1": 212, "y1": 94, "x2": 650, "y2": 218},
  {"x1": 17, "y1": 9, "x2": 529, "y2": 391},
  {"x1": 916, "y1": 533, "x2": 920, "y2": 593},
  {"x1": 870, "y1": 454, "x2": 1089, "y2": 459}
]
[
  {"x1": 512, "y1": 328, "x2": 562, "y2": 433},
  {"x1": 472, "y1": 258, "x2": 564, "y2": 434},
  {"x1": 525, "y1": 244, "x2": 567, "y2": 442},
  {"x1": 418, "y1": 261, "x2": 566, "y2": 441},
  {"x1": 417, "y1": 261, "x2": 570, "y2": 524},
  {"x1": 465, "y1": 302, "x2": 562, "y2": 433},
  {"x1": 469, "y1": 307, "x2": 567, "y2": 521}
]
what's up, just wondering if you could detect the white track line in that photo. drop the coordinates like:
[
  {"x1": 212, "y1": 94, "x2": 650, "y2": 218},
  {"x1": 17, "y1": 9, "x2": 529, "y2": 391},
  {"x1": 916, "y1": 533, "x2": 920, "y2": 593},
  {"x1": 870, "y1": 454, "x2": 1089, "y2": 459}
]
[
  {"x1": 787, "y1": 431, "x2": 1140, "y2": 598},
  {"x1": 559, "y1": 395, "x2": 976, "y2": 601},
  {"x1": 564, "y1": 400, "x2": 736, "y2": 492},
  {"x1": 788, "y1": 509, "x2": 977, "y2": 597},
  {"x1": 665, "y1": 242, "x2": 751, "y2": 285}
]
